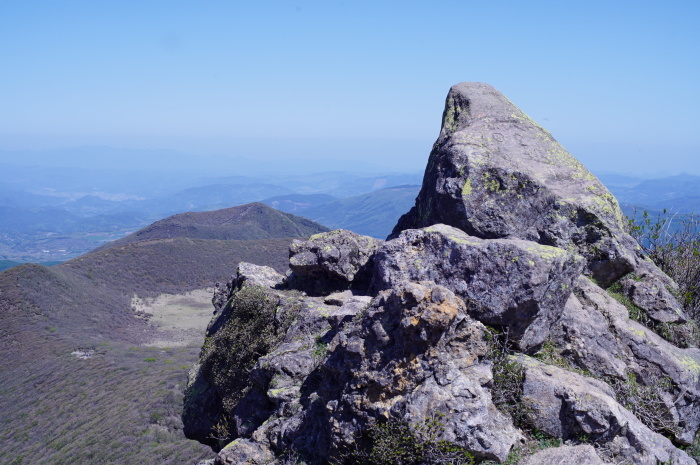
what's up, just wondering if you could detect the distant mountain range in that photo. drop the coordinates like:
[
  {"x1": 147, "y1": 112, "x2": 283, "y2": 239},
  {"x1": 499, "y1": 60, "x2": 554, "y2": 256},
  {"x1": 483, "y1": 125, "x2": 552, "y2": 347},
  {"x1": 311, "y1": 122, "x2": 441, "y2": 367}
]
[
  {"x1": 0, "y1": 158, "x2": 423, "y2": 261},
  {"x1": 1, "y1": 148, "x2": 699, "y2": 264},
  {"x1": 263, "y1": 185, "x2": 422, "y2": 239},
  {"x1": 598, "y1": 173, "x2": 700, "y2": 213}
]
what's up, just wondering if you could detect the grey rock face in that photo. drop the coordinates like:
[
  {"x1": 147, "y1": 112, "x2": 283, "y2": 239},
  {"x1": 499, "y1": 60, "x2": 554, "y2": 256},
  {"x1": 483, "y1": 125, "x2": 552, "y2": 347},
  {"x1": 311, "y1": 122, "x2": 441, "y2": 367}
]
[
  {"x1": 320, "y1": 282, "x2": 522, "y2": 462},
  {"x1": 183, "y1": 83, "x2": 700, "y2": 465},
  {"x1": 391, "y1": 82, "x2": 641, "y2": 287},
  {"x1": 211, "y1": 263, "x2": 285, "y2": 315},
  {"x1": 288, "y1": 229, "x2": 383, "y2": 295},
  {"x1": 618, "y1": 266, "x2": 688, "y2": 324},
  {"x1": 518, "y1": 445, "x2": 609, "y2": 465},
  {"x1": 234, "y1": 262, "x2": 286, "y2": 290},
  {"x1": 551, "y1": 276, "x2": 700, "y2": 444},
  {"x1": 373, "y1": 224, "x2": 584, "y2": 351},
  {"x1": 517, "y1": 355, "x2": 695, "y2": 465},
  {"x1": 213, "y1": 438, "x2": 274, "y2": 465}
]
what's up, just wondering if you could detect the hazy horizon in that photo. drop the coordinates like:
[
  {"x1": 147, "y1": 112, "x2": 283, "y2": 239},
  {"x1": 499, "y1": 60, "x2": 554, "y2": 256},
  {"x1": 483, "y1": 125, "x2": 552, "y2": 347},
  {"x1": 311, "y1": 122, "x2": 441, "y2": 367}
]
[{"x1": 2, "y1": 1, "x2": 698, "y2": 177}]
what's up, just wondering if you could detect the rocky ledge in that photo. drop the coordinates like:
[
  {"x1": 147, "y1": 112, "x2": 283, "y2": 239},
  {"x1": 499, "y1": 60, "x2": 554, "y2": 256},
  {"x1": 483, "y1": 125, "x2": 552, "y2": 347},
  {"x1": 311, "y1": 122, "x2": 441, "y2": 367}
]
[{"x1": 183, "y1": 83, "x2": 700, "y2": 465}]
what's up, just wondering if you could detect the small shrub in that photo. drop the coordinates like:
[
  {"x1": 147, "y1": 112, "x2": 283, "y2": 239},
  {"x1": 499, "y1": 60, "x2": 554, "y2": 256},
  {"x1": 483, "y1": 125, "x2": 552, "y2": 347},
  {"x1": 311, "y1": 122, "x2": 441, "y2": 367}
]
[
  {"x1": 533, "y1": 340, "x2": 570, "y2": 370},
  {"x1": 683, "y1": 431, "x2": 700, "y2": 461},
  {"x1": 311, "y1": 337, "x2": 328, "y2": 366},
  {"x1": 605, "y1": 371, "x2": 679, "y2": 438},
  {"x1": 533, "y1": 339, "x2": 591, "y2": 377},
  {"x1": 628, "y1": 210, "x2": 700, "y2": 319},
  {"x1": 344, "y1": 414, "x2": 475, "y2": 465},
  {"x1": 197, "y1": 285, "x2": 301, "y2": 441},
  {"x1": 485, "y1": 327, "x2": 527, "y2": 427},
  {"x1": 143, "y1": 358, "x2": 156, "y2": 363}
]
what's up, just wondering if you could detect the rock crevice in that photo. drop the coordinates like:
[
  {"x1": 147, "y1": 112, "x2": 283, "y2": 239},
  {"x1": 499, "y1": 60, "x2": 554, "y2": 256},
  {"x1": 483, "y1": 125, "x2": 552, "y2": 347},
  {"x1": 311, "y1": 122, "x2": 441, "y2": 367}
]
[{"x1": 183, "y1": 83, "x2": 699, "y2": 465}]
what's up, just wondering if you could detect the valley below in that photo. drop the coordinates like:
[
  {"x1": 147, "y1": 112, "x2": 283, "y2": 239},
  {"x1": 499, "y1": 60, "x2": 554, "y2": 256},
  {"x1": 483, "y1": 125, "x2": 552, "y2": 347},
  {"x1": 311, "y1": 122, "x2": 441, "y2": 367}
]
[{"x1": 0, "y1": 204, "x2": 328, "y2": 464}]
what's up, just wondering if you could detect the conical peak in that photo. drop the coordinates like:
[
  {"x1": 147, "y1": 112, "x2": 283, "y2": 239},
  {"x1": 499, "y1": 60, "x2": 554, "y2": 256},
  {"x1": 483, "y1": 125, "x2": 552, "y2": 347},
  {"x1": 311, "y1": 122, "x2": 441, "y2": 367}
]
[
  {"x1": 393, "y1": 82, "x2": 640, "y2": 285},
  {"x1": 439, "y1": 82, "x2": 553, "y2": 143}
]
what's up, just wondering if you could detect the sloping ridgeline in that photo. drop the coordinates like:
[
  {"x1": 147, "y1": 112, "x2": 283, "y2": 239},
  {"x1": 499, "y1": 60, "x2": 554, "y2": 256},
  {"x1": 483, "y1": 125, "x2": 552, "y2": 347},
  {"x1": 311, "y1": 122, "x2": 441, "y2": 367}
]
[
  {"x1": 183, "y1": 84, "x2": 700, "y2": 465},
  {"x1": 0, "y1": 203, "x2": 328, "y2": 464}
]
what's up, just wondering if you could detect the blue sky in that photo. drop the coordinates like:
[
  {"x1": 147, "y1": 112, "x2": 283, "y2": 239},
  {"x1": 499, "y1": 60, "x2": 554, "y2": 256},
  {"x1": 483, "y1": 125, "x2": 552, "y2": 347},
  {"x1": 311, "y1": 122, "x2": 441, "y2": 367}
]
[{"x1": 1, "y1": 0, "x2": 699, "y2": 175}]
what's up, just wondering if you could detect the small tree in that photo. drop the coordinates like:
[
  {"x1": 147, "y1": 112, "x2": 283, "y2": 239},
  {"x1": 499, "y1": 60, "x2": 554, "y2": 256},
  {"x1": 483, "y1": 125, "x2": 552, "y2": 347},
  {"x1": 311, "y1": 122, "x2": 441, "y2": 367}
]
[{"x1": 627, "y1": 209, "x2": 700, "y2": 318}]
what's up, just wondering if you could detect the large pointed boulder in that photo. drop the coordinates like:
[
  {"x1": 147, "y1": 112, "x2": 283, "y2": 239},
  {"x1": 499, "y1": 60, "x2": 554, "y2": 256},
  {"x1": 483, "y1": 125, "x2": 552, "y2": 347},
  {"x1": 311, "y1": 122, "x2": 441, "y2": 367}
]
[{"x1": 391, "y1": 82, "x2": 641, "y2": 287}]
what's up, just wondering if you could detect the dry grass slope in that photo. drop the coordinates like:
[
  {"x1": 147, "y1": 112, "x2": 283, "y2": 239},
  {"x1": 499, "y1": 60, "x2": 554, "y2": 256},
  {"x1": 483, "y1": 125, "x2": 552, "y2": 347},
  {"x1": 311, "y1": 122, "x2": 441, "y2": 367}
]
[{"x1": 0, "y1": 203, "x2": 329, "y2": 464}]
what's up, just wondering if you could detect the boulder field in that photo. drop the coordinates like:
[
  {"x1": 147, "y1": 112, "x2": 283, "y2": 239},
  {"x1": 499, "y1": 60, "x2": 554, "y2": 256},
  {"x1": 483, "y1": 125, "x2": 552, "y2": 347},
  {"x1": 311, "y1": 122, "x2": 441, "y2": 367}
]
[{"x1": 183, "y1": 83, "x2": 700, "y2": 464}]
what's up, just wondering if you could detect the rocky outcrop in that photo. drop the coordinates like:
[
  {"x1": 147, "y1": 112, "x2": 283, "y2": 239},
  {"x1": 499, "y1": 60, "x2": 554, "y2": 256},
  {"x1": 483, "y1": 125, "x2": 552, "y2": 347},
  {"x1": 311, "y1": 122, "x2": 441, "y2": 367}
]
[
  {"x1": 183, "y1": 83, "x2": 700, "y2": 465},
  {"x1": 551, "y1": 276, "x2": 700, "y2": 444},
  {"x1": 390, "y1": 83, "x2": 636, "y2": 286},
  {"x1": 517, "y1": 355, "x2": 694, "y2": 464},
  {"x1": 288, "y1": 229, "x2": 382, "y2": 295},
  {"x1": 373, "y1": 224, "x2": 583, "y2": 351}
]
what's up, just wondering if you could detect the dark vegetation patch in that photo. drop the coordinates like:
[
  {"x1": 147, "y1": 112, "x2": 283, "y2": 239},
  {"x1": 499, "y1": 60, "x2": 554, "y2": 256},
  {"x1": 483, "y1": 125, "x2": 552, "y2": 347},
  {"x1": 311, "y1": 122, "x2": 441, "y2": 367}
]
[
  {"x1": 0, "y1": 238, "x2": 295, "y2": 358},
  {"x1": 603, "y1": 371, "x2": 680, "y2": 439},
  {"x1": 628, "y1": 210, "x2": 700, "y2": 318},
  {"x1": 61, "y1": 237, "x2": 295, "y2": 299},
  {"x1": 485, "y1": 328, "x2": 527, "y2": 428},
  {"x1": 341, "y1": 414, "x2": 475, "y2": 465},
  {"x1": 196, "y1": 286, "x2": 302, "y2": 443}
]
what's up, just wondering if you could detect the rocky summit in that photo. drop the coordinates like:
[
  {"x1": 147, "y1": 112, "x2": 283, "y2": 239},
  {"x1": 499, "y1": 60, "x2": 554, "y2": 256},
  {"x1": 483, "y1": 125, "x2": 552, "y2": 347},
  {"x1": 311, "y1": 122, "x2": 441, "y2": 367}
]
[{"x1": 182, "y1": 83, "x2": 700, "y2": 465}]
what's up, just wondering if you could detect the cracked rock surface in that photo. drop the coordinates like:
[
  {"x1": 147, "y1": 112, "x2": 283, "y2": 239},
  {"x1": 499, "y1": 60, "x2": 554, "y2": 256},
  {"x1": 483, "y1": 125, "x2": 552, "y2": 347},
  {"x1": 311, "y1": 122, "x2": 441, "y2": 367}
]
[{"x1": 182, "y1": 83, "x2": 699, "y2": 464}]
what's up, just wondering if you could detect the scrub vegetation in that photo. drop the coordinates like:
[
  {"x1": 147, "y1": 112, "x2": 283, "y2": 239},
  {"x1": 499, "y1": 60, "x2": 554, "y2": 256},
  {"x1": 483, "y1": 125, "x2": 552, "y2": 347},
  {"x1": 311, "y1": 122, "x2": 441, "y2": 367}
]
[
  {"x1": 628, "y1": 210, "x2": 700, "y2": 319},
  {"x1": 0, "y1": 204, "x2": 327, "y2": 463}
]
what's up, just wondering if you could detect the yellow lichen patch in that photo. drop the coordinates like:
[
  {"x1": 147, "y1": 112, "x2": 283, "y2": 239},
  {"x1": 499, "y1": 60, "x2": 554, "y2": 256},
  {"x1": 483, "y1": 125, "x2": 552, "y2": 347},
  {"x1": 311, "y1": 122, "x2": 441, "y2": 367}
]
[
  {"x1": 628, "y1": 327, "x2": 647, "y2": 338},
  {"x1": 268, "y1": 388, "x2": 287, "y2": 397},
  {"x1": 674, "y1": 352, "x2": 700, "y2": 377},
  {"x1": 441, "y1": 96, "x2": 464, "y2": 135},
  {"x1": 447, "y1": 234, "x2": 481, "y2": 246},
  {"x1": 462, "y1": 178, "x2": 473, "y2": 197},
  {"x1": 481, "y1": 171, "x2": 503, "y2": 193},
  {"x1": 310, "y1": 229, "x2": 344, "y2": 241},
  {"x1": 222, "y1": 438, "x2": 242, "y2": 450},
  {"x1": 524, "y1": 243, "x2": 567, "y2": 261}
]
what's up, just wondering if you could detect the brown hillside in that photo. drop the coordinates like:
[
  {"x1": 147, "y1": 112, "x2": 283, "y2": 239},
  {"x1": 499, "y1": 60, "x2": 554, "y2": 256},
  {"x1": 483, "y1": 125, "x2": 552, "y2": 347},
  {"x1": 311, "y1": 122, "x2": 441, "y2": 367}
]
[
  {"x1": 96, "y1": 202, "x2": 329, "y2": 251},
  {"x1": 0, "y1": 204, "x2": 327, "y2": 464}
]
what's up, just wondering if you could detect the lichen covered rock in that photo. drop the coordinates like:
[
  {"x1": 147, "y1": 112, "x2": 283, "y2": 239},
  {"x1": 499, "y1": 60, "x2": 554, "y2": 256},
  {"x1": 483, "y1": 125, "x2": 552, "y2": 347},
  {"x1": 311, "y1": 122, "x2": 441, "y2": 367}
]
[
  {"x1": 550, "y1": 276, "x2": 700, "y2": 444},
  {"x1": 183, "y1": 83, "x2": 700, "y2": 465},
  {"x1": 518, "y1": 444, "x2": 610, "y2": 465},
  {"x1": 517, "y1": 355, "x2": 695, "y2": 464},
  {"x1": 373, "y1": 224, "x2": 584, "y2": 351},
  {"x1": 288, "y1": 229, "x2": 382, "y2": 295},
  {"x1": 392, "y1": 82, "x2": 656, "y2": 290},
  {"x1": 320, "y1": 282, "x2": 522, "y2": 462}
]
